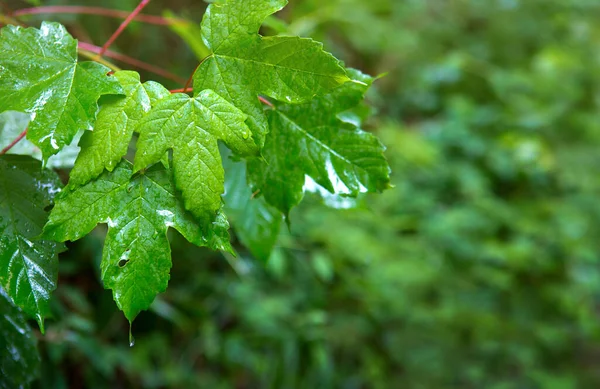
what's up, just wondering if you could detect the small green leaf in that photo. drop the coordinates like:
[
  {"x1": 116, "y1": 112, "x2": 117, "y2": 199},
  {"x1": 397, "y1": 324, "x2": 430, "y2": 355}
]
[
  {"x1": 248, "y1": 69, "x2": 391, "y2": 215},
  {"x1": 194, "y1": 0, "x2": 349, "y2": 145},
  {"x1": 0, "y1": 22, "x2": 123, "y2": 160},
  {"x1": 223, "y1": 154, "x2": 281, "y2": 262},
  {"x1": 70, "y1": 71, "x2": 170, "y2": 186},
  {"x1": 0, "y1": 287, "x2": 40, "y2": 389},
  {"x1": 0, "y1": 155, "x2": 64, "y2": 330},
  {"x1": 44, "y1": 161, "x2": 232, "y2": 322},
  {"x1": 134, "y1": 91, "x2": 256, "y2": 223}
]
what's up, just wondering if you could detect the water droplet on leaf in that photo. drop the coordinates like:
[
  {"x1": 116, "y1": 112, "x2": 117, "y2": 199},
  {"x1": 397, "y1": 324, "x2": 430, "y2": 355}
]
[{"x1": 129, "y1": 324, "x2": 135, "y2": 347}]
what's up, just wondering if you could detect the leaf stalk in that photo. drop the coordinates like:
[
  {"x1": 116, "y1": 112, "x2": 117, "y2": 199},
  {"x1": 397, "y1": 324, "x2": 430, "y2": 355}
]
[
  {"x1": 97, "y1": 0, "x2": 152, "y2": 58},
  {"x1": 0, "y1": 129, "x2": 27, "y2": 156},
  {"x1": 13, "y1": 6, "x2": 184, "y2": 26}
]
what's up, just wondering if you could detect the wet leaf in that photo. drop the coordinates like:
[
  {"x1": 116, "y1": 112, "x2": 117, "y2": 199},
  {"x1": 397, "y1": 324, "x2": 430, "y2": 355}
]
[
  {"x1": 0, "y1": 287, "x2": 39, "y2": 389},
  {"x1": 0, "y1": 22, "x2": 123, "y2": 160},
  {"x1": 0, "y1": 155, "x2": 64, "y2": 330},
  {"x1": 194, "y1": 0, "x2": 349, "y2": 145},
  {"x1": 248, "y1": 69, "x2": 391, "y2": 215},
  {"x1": 43, "y1": 161, "x2": 232, "y2": 322},
  {"x1": 134, "y1": 91, "x2": 256, "y2": 224},
  {"x1": 70, "y1": 71, "x2": 170, "y2": 187}
]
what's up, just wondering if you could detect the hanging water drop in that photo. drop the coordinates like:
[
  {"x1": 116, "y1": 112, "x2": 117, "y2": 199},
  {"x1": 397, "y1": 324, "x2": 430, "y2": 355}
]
[{"x1": 129, "y1": 324, "x2": 135, "y2": 347}]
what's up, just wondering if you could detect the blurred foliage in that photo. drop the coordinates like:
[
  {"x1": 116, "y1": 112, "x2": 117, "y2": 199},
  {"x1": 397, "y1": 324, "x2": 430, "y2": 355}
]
[{"x1": 5, "y1": 0, "x2": 600, "y2": 387}]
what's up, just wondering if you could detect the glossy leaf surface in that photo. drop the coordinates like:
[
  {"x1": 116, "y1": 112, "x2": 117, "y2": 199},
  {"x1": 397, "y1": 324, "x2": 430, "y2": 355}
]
[
  {"x1": 0, "y1": 156, "x2": 64, "y2": 330},
  {"x1": 0, "y1": 22, "x2": 122, "y2": 160},
  {"x1": 0, "y1": 288, "x2": 39, "y2": 389},
  {"x1": 70, "y1": 71, "x2": 170, "y2": 187},
  {"x1": 249, "y1": 69, "x2": 391, "y2": 215},
  {"x1": 194, "y1": 0, "x2": 349, "y2": 145},
  {"x1": 44, "y1": 161, "x2": 232, "y2": 322},
  {"x1": 134, "y1": 91, "x2": 256, "y2": 223}
]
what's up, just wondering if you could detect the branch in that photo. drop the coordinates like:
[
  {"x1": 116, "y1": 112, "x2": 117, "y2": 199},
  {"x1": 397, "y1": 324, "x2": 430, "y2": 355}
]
[
  {"x1": 13, "y1": 6, "x2": 184, "y2": 26},
  {"x1": 0, "y1": 129, "x2": 27, "y2": 156},
  {"x1": 98, "y1": 0, "x2": 151, "y2": 58},
  {"x1": 78, "y1": 42, "x2": 186, "y2": 84}
]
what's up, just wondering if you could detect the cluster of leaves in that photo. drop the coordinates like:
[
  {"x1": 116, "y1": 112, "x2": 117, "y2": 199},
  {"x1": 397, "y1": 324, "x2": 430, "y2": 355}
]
[
  {"x1": 23, "y1": 0, "x2": 600, "y2": 388},
  {"x1": 8, "y1": 0, "x2": 600, "y2": 388},
  {"x1": 0, "y1": 0, "x2": 390, "y2": 386}
]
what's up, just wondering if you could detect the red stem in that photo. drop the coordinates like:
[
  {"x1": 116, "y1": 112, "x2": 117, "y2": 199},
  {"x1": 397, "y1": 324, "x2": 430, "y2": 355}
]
[
  {"x1": 13, "y1": 6, "x2": 182, "y2": 26},
  {"x1": 183, "y1": 64, "x2": 199, "y2": 92},
  {"x1": 98, "y1": 0, "x2": 151, "y2": 57},
  {"x1": 0, "y1": 129, "x2": 27, "y2": 156},
  {"x1": 78, "y1": 42, "x2": 186, "y2": 84},
  {"x1": 258, "y1": 96, "x2": 275, "y2": 108}
]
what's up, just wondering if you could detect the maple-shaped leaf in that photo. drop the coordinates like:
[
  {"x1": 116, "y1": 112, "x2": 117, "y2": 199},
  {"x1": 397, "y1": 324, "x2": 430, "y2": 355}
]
[
  {"x1": 43, "y1": 161, "x2": 232, "y2": 322},
  {"x1": 70, "y1": 71, "x2": 170, "y2": 187},
  {"x1": 223, "y1": 153, "x2": 281, "y2": 262},
  {"x1": 0, "y1": 22, "x2": 123, "y2": 160},
  {"x1": 134, "y1": 91, "x2": 256, "y2": 223},
  {"x1": 0, "y1": 287, "x2": 40, "y2": 389},
  {"x1": 193, "y1": 0, "x2": 350, "y2": 145},
  {"x1": 248, "y1": 69, "x2": 391, "y2": 215},
  {"x1": 0, "y1": 155, "x2": 64, "y2": 331}
]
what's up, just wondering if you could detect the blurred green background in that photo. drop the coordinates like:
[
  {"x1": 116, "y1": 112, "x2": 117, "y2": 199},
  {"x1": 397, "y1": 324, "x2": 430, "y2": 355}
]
[{"x1": 7, "y1": 0, "x2": 600, "y2": 387}]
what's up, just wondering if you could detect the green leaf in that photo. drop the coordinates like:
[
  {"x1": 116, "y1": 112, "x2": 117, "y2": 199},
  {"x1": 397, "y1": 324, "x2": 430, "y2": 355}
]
[
  {"x1": 0, "y1": 111, "x2": 82, "y2": 169},
  {"x1": 134, "y1": 91, "x2": 256, "y2": 224},
  {"x1": 194, "y1": 0, "x2": 350, "y2": 145},
  {"x1": 0, "y1": 155, "x2": 64, "y2": 330},
  {"x1": 248, "y1": 69, "x2": 391, "y2": 215},
  {"x1": 0, "y1": 22, "x2": 123, "y2": 160},
  {"x1": 70, "y1": 71, "x2": 170, "y2": 187},
  {"x1": 43, "y1": 161, "x2": 232, "y2": 322},
  {"x1": 223, "y1": 154, "x2": 281, "y2": 262},
  {"x1": 0, "y1": 287, "x2": 39, "y2": 389}
]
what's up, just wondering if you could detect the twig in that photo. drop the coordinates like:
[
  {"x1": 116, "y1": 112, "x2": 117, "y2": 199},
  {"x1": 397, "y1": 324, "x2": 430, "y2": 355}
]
[
  {"x1": 98, "y1": 0, "x2": 151, "y2": 58},
  {"x1": 79, "y1": 41, "x2": 186, "y2": 84},
  {"x1": 13, "y1": 6, "x2": 184, "y2": 26},
  {"x1": 183, "y1": 66, "x2": 196, "y2": 91},
  {"x1": 258, "y1": 96, "x2": 275, "y2": 108},
  {"x1": 0, "y1": 129, "x2": 27, "y2": 155}
]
